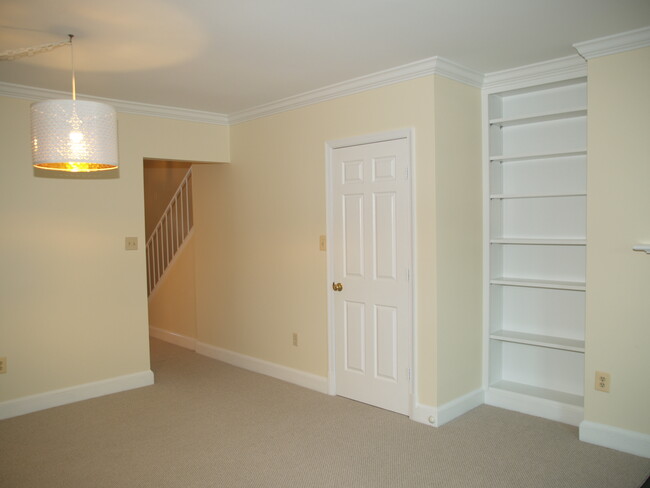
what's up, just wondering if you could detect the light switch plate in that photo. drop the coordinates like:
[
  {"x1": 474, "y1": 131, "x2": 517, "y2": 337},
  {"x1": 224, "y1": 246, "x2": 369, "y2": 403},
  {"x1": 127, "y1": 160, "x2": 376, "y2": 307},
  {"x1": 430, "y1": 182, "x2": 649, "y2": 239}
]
[{"x1": 125, "y1": 237, "x2": 138, "y2": 251}]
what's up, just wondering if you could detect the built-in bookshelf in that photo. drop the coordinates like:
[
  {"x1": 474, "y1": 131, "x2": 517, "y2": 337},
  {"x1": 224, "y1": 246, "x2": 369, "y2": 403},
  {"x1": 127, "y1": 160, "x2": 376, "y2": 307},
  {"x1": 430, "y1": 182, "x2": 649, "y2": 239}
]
[{"x1": 484, "y1": 77, "x2": 587, "y2": 426}]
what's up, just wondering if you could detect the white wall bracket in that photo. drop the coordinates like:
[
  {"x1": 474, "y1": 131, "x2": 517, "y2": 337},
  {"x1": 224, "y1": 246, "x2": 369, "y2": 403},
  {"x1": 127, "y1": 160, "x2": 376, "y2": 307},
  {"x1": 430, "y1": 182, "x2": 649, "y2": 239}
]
[{"x1": 632, "y1": 245, "x2": 650, "y2": 254}]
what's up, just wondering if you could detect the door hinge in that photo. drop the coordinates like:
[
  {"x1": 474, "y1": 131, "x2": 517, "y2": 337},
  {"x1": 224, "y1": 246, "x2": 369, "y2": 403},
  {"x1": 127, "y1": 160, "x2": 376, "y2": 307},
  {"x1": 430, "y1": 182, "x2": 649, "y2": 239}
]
[
  {"x1": 407, "y1": 367, "x2": 412, "y2": 380},
  {"x1": 405, "y1": 166, "x2": 409, "y2": 180}
]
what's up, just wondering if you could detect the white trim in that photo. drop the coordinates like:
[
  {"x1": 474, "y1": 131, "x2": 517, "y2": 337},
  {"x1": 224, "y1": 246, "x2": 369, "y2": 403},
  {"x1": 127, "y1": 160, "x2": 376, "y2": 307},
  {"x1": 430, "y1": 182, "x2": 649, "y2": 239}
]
[
  {"x1": 434, "y1": 57, "x2": 485, "y2": 87},
  {"x1": 3, "y1": 26, "x2": 647, "y2": 127},
  {"x1": 436, "y1": 389, "x2": 485, "y2": 427},
  {"x1": 0, "y1": 370, "x2": 154, "y2": 420},
  {"x1": 574, "y1": 26, "x2": 650, "y2": 60},
  {"x1": 325, "y1": 128, "x2": 415, "y2": 415},
  {"x1": 411, "y1": 402, "x2": 438, "y2": 427},
  {"x1": 482, "y1": 55, "x2": 587, "y2": 93},
  {"x1": 195, "y1": 342, "x2": 329, "y2": 395},
  {"x1": 408, "y1": 129, "x2": 419, "y2": 419},
  {"x1": 580, "y1": 420, "x2": 650, "y2": 458},
  {"x1": 485, "y1": 387, "x2": 584, "y2": 427},
  {"x1": 411, "y1": 389, "x2": 485, "y2": 428},
  {"x1": 325, "y1": 138, "x2": 337, "y2": 397},
  {"x1": 149, "y1": 327, "x2": 197, "y2": 351},
  {"x1": 0, "y1": 82, "x2": 229, "y2": 125},
  {"x1": 481, "y1": 90, "x2": 491, "y2": 394},
  {"x1": 229, "y1": 57, "x2": 482, "y2": 124}
]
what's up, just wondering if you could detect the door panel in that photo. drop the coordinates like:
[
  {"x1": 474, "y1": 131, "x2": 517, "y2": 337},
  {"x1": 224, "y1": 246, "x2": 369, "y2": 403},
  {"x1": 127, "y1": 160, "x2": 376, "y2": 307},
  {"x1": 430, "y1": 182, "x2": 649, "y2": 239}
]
[
  {"x1": 343, "y1": 194, "x2": 364, "y2": 278},
  {"x1": 344, "y1": 301, "x2": 365, "y2": 373},
  {"x1": 375, "y1": 304, "x2": 398, "y2": 381},
  {"x1": 331, "y1": 138, "x2": 412, "y2": 415},
  {"x1": 373, "y1": 192, "x2": 397, "y2": 280}
]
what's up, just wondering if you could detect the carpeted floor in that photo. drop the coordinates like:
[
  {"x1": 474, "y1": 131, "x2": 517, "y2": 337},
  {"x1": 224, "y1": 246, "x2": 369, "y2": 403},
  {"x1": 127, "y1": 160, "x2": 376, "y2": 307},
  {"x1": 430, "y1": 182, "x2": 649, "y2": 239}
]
[{"x1": 0, "y1": 338, "x2": 648, "y2": 487}]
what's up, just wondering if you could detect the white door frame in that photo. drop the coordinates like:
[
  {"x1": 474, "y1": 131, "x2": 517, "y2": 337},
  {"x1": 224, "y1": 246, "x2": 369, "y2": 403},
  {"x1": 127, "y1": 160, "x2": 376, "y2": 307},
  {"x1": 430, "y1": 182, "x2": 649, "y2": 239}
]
[{"x1": 325, "y1": 128, "x2": 415, "y2": 415}]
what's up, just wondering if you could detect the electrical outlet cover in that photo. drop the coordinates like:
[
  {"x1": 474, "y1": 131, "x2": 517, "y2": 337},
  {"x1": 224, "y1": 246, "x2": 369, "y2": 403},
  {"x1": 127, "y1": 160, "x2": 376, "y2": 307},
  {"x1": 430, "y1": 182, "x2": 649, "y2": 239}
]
[{"x1": 595, "y1": 371, "x2": 610, "y2": 392}]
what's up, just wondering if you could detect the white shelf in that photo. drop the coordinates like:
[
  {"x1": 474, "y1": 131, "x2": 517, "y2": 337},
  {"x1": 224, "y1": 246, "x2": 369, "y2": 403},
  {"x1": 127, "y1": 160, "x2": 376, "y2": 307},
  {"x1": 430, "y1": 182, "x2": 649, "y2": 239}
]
[
  {"x1": 489, "y1": 380, "x2": 584, "y2": 408},
  {"x1": 490, "y1": 150, "x2": 586, "y2": 163},
  {"x1": 490, "y1": 238, "x2": 586, "y2": 246},
  {"x1": 490, "y1": 192, "x2": 586, "y2": 200},
  {"x1": 490, "y1": 330, "x2": 585, "y2": 352},
  {"x1": 490, "y1": 277, "x2": 586, "y2": 291},
  {"x1": 490, "y1": 108, "x2": 587, "y2": 127},
  {"x1": 485, "y1": 77, "x2": 587, "y2": 425}
]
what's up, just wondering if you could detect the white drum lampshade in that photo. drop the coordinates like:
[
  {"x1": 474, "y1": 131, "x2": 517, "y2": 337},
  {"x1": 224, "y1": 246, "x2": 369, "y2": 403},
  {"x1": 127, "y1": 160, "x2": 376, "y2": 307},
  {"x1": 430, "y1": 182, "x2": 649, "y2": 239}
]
[{"x1": 31, "y1": 99, "x2": 118, "y2": 172}]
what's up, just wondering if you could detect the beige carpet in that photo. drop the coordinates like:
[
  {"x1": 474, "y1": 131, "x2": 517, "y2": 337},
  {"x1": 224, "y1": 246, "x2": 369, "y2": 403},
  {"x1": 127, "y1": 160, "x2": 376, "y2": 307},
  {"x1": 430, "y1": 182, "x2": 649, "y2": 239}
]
[{"x1": 1, "y1": 338, "x2": 648, "y2": 488}]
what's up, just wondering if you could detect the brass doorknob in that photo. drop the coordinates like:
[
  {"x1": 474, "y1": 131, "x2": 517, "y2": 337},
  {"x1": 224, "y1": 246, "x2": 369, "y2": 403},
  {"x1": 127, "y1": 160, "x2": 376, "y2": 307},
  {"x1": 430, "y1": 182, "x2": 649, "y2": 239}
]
[{"x1": 332, "y1": 282, "x2": 343, "y2": 292}]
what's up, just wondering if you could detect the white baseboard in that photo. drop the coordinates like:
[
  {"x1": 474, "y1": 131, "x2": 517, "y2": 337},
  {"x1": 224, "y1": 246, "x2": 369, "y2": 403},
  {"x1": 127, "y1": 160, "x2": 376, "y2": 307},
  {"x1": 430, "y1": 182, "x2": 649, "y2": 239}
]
[
  {"x1": 411, "y1": 402, "x2": 438, "y2": 426},
  {"x1": 195, "y1": 342, "x2": 329, "y2": 395},
  {"x1": 149, "y1": 326, "x2": 197, "y2": 350},
  {"x1": 580, "y1": 420, "x2": 650, "y2": 458},
  {"x1": 411, "y1": 389, "x2": 484, "y2": 428},
  {"x1": 485, "y1": 387, "x2": 584, "y2": 427},
  {"x1": 437, "y1": 388, "x2": 485, "y2": 427},
  {"x1": 0, "y1": 370, "x2": 154, "y2": 420}
]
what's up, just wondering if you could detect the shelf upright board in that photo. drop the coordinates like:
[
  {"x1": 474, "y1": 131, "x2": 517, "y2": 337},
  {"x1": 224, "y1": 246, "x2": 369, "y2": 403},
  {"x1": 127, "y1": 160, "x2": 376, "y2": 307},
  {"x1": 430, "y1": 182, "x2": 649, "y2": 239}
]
[{"x1": 483, "y1": 74, "x2": 587, "y2": 426}]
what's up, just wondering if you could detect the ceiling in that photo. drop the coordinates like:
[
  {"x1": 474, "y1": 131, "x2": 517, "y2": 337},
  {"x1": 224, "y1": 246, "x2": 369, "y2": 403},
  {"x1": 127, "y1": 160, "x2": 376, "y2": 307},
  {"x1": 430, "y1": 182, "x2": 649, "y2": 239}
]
[{"x1": 1, "y1": 0, "x2": 649, "y2": 116}]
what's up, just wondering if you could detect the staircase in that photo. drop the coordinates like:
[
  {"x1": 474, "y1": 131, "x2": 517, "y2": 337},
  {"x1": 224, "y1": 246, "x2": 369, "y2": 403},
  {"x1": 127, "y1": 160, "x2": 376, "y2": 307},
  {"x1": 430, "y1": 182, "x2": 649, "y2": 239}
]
[{"x1": 146, "y1": 168, "x2": 193, "y2": 295}]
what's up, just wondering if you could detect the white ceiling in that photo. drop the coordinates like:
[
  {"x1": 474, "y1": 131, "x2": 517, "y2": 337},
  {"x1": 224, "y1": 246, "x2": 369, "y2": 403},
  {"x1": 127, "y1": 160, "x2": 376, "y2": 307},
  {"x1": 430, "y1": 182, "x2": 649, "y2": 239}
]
[{"x1": 1, "y1": 0, "x2": 649, "y2": 116}]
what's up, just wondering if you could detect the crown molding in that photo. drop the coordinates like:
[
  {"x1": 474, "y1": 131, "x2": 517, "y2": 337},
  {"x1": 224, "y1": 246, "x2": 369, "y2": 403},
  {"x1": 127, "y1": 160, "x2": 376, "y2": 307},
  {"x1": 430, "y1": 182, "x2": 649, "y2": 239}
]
[
  {"x1": 574, "y1": 26, "x2": 650, "y2": 60},
  {"x1": 0, "y1": 82, "x2": 229, "y2": 126},
  {"x1": 228, "y1": 56, "x2": 484, "y2": 124},
  {"x1": 482, "y1": 55, "x2": 587, "y2": 93},
  {"x1": 5, "y1": 26, "x2": 646, "y2": 127}
]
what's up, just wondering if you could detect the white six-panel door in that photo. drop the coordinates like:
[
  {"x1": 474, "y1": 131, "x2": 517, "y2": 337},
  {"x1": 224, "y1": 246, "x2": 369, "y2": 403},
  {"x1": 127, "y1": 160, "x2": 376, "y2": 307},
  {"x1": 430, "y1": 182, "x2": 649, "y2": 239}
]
[{"x1": 330, "y1": 137, "x2": 412, "y2": 415}]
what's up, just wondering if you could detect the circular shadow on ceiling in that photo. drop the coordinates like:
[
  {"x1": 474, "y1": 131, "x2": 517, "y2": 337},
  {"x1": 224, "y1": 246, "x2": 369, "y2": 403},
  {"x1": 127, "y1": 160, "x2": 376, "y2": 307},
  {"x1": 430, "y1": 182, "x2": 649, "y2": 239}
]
[{"x1": 0, "y1": 0, "x2": 207, "y2": 72}]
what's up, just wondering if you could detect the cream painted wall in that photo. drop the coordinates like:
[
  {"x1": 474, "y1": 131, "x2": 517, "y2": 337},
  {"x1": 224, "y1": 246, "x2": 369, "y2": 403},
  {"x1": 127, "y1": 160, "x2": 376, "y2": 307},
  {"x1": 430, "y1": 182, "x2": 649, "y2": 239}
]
[
  {"x1": 433, "y1": 77, "x2": 483, "y2": 405},
  {"x1": 193, "y1": 75, "x2": 482, "y2": 408},
  {"x1": 584, "y1": 47, "x2": 650, "y2": 435},
  {"x1": 0, "y1": 96, "x2": 229, "y2": 403}
]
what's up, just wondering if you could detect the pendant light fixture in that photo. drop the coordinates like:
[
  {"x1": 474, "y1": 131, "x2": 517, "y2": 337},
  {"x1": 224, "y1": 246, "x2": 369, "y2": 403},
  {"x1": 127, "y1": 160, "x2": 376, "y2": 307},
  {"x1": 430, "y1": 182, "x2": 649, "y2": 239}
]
[{"x1": 30, "y1": 35, "x2": 118, "y2": 172}]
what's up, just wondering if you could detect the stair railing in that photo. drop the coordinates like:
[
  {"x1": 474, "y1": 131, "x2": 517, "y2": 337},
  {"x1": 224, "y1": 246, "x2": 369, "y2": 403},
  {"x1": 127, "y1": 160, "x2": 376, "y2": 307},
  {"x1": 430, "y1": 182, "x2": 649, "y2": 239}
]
[{"x1": 146, "y1": 168, "x2": 193, "y2": 295}]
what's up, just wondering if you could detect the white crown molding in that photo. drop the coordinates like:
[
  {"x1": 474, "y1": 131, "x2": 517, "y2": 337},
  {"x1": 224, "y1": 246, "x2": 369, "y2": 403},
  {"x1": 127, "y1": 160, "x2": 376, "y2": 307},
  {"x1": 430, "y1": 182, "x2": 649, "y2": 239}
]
[
  {"x1": 228, "y1": 56, "x2": 484, "y2": 124},
  {"x1": 434, "y1": 57, "x2": 485, "y2": 87},
  {"x1": 482, "y1": 55, "x2": 587, "y2": 93},
  {"x1": 0, "y1": 81, "x2": 229, "y2": 126},
  {"x1": 574, "y1": 26, "x2": 650, "y2": 60},
  {"x1": 1, "y1": 56, "x2": 484, "y2": 127},
  {"x1": 6, "y1": 26, "x2": 646, "y2": 127}
]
